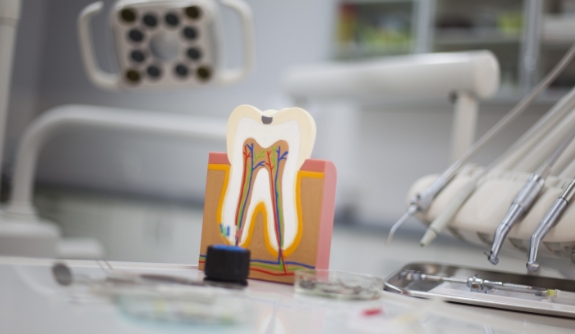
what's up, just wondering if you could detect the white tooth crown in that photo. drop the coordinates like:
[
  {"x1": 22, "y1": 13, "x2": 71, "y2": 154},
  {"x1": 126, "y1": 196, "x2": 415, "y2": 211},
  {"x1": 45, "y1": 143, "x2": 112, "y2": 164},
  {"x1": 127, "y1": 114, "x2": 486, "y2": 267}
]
[{"x1": 221, "y1": 105, "x2": 316, "y2": 254}]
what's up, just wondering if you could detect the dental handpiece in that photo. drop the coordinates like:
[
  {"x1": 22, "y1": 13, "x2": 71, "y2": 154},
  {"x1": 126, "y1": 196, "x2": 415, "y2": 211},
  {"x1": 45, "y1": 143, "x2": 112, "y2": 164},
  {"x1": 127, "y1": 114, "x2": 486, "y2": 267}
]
[
  {"x1": 387, "y1": 42, "x2": 575, "y2": 246},
  {"x1": 526, "y1": 178, "x2": 575, "y2": 272},
  {"x1": 420, "y1": 174, "x2": 482, "y2": 247},
  {"x1": 386, "y1": 162, "x2": 461, "y2": 245},
  {"x1": 487, "y1": 128, "x2": 575, "y2": 265}
]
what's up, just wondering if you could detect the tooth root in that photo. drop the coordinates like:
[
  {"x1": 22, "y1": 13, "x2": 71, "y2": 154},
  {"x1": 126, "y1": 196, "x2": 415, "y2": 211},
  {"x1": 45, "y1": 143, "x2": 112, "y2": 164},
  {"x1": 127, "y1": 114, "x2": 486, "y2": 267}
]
[{"x1": 221, "y1": 105, "x2": 316, "y2": 255}]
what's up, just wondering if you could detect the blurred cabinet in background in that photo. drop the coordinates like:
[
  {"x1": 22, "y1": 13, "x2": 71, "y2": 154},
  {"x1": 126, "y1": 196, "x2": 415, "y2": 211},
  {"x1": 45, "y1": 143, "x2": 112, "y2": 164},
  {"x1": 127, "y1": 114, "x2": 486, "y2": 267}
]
[
  {"x1": 433, "y1": 0, "x2": 523, "y2": 96},
  {"x1": 540, "y1": 0, "x2": 575, "y2": 94},
  {"x1": 334, "y1": 0, "x2": 575, "y2": 100},
  {"x1": 335, "y1": 0, "x2": 417, "y2": 58}
]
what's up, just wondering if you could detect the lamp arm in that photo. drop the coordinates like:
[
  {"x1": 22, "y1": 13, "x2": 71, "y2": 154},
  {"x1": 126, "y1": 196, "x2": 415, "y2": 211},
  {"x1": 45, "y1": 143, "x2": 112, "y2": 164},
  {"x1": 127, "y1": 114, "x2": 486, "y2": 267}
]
[
  {"x1": 77, "y1": 2, "x2": 120, "y2": 91},
  {"x1": 5, "y1": 105, "x2": 227, "y2": 218}
]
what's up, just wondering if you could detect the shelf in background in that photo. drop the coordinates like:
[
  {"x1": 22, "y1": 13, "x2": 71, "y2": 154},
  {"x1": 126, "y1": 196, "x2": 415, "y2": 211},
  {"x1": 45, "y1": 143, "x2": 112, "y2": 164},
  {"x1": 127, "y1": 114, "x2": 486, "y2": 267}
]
[
  {"x1": 338, "y1": 0, "x2": 414, "y2": 4},
  {"x1": 434, "y1": 29, "x2": 521, "y2": 46},
  {"x1": 335, "y1": 0, "x2": 415, "y2": 59},
  {"x1": 333, "y1": 0, "x2": 575, "y2": 99},
  {"x1": 542, "y1": 15, "x2": 575, "y2": 46},
  {"x1": 335, "y1": 43, "x2": 413, "y2": 59}
]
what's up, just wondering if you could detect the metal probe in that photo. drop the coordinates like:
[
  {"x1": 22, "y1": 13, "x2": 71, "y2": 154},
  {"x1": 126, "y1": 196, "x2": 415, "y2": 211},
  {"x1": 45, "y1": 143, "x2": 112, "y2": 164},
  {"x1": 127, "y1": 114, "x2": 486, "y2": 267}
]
[
  {"x1": 487, "y1": 128, "x2": 575, "y2": 265},
  {"x1": 386, "y1": 42, "x2": 575, "y2": 246},
  {"x1": 526, "y1": 178, "x2": 575, "y2": 272},
  {"x1": 386, "y1": 162, "x2": 461, "y2": 245},
  {"x1": 400, "y1": 269, "x2": 548, "y2": 296}
]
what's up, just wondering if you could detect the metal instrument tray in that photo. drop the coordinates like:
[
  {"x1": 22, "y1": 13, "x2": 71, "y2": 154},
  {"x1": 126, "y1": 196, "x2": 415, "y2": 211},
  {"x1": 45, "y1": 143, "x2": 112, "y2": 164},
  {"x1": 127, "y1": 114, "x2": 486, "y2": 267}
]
[{"x1": 385, "y1": 262, "x2": 575, "y2": 318}]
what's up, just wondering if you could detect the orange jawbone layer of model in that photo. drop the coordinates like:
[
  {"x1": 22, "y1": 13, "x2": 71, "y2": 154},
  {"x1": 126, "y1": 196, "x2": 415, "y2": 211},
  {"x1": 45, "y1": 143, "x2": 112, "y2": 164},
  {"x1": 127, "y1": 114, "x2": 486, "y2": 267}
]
[{"x1": 198, "y1": 152, "x2": 337, "y2": 284}]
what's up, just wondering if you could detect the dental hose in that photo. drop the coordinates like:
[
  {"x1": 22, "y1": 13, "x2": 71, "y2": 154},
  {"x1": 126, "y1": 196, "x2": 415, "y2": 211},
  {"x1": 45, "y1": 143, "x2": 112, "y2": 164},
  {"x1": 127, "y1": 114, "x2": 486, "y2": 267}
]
[
  {"x1": 421, "y1": 88, "x2": 575, "y2": 247},
  {"x1": 420, "y1": 87, "x2": 575, "y2": 247},
  {"x1": 387, "y1": 41, "x2": 575, "y2": 245},
  {"x1": 487, "y1": 127, "x2": 575, "y2": 265}
]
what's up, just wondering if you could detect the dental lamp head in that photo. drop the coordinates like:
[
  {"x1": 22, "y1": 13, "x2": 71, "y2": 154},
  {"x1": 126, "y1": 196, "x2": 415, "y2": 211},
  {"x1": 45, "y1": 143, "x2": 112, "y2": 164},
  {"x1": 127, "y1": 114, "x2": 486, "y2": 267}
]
[{"x1": 78, "y1": 0, "x2": 255, "y2": 91}]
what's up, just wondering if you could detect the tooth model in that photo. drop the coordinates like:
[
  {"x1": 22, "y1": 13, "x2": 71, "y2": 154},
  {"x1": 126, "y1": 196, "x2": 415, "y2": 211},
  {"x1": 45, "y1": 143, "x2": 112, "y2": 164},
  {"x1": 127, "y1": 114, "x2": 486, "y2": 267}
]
[{"x1": 198, "y1": 105, "x2": 337, "y2": 283}]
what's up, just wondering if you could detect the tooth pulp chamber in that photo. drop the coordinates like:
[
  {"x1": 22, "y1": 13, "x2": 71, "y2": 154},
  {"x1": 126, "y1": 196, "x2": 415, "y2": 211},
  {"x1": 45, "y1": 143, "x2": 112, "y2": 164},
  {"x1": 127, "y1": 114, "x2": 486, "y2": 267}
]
[
  {"x1": 235, "y1": 139, "x2": 289, "y2": 248},
  {"x1": 221, "y1": 118, "x2": 304, "y2": 258}
]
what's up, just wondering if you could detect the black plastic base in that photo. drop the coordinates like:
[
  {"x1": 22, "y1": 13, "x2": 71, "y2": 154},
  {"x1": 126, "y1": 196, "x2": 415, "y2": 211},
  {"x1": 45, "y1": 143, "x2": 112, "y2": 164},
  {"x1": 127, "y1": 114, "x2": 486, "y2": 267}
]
[{"x1": 203, "y1": 277, "x2": 247, "y2": 289}]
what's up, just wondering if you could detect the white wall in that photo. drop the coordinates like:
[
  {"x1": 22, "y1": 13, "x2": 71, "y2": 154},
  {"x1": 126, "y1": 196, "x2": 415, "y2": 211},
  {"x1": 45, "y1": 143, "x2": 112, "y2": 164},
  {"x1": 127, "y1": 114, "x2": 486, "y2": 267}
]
[
  {"x1": 6, "y1": 0, "x2": 48, "y2": 165},
  {"x1": 6, "y1": 0, "x2": 556, "y2": 227}
]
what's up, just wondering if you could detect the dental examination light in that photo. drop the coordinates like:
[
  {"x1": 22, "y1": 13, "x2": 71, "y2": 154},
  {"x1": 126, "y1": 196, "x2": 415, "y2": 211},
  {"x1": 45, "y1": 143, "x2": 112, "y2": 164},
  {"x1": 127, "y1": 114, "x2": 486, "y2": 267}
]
[
  {"x1": 388, "y1": 42, "x2": 575, "y2": 245},
  {"x1": 79, "y1": 0, "x2": 255, "y2": 90}
]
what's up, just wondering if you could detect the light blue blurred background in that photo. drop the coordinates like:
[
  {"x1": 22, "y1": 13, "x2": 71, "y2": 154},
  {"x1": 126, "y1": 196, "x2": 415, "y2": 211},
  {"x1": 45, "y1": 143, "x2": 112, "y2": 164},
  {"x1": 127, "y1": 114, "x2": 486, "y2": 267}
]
[{"x1": 5, "y1": 0, "x2": 573, "y2": 276}]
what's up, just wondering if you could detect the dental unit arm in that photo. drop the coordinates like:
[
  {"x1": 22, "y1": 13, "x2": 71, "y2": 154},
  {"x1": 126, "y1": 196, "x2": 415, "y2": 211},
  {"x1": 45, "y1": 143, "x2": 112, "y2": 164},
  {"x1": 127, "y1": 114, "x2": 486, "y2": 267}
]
[
  {"x1": 284, "y1": 52, "x2": 499, "y2": 163},
  {"x1": 78, "y1": 0, "x2": 255, "y2": 91}
]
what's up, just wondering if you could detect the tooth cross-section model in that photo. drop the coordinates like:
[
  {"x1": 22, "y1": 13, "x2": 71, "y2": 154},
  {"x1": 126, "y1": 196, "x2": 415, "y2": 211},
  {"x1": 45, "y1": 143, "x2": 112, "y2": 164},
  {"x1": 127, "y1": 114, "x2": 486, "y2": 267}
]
[{"x1": 198, "y1": 105, "x2": 337, "y2": 283}]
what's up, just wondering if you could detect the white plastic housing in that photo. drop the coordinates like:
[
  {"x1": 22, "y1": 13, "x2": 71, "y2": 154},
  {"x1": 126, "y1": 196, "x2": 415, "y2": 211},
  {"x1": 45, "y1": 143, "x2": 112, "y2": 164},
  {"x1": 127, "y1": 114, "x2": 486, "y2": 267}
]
[
  {"x1": 0, "y1": 0, "x2": 21, "y2": 21},
  {"x1": 78, "y1": 0, "x2": 255, "y2": 90},
  {"x1": 0, "y1": 220, "x2": 60, "y2": 258},
  {"x1": 283, "y1": 51, "x2": 500, "y2": 101}
]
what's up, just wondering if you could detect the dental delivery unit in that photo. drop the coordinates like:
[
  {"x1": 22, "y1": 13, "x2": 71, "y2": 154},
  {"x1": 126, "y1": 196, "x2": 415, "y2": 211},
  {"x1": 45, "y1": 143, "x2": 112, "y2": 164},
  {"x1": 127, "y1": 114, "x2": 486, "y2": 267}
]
[{"x1": 393, "y1": 39, "x2": 575, "y2": 278}]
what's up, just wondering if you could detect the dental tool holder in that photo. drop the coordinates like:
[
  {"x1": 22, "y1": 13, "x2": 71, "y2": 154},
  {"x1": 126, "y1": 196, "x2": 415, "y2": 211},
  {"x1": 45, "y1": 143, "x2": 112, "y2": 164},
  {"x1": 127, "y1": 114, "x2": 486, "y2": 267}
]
[
  {"x1": 78, "y1": 0, "x2": 255, "y2": 91},
  {"x1": 399, "y1": 269, "x2": 549, "y2": 296},
  {"x1": 408, "y1": 167, "x2": 575, "y2": 277},
  {"x1": 386, "y1": 263, "x2": 575, "y2": 318}
]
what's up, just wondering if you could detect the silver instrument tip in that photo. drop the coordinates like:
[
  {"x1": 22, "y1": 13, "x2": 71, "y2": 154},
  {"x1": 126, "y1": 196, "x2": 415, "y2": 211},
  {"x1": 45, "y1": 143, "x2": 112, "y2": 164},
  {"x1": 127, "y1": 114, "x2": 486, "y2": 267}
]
[
  {"x1": 386, "y1": 207, "x2": 416, "y2": 246},
  {"x1": 526, "y1": 261, "x2": 540, "y2": 272},
  {"x1": 485, "y1": 252, "x2": 499, "y2": 265},
  {"x1": 385, "y1": 233, "x2": 394, "y2": 246}
]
